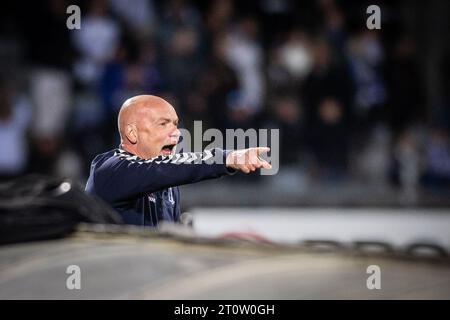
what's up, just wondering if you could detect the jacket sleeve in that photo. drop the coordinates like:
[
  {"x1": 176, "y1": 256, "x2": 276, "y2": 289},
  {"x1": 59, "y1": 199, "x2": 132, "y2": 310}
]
[{"x1": 94, "y1": 148, "x2": 235, "y2": 203}]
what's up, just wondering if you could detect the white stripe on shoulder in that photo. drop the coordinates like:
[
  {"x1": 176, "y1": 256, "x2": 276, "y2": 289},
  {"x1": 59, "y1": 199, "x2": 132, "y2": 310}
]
[{"x1": 114, "y1": 149, "x2": 216, "y2": 164}]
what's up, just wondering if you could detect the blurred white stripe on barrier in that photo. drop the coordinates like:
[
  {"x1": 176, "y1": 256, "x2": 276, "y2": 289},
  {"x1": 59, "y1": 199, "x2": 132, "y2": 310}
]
[{"x1": 191, "y1": 208, "x2": 450, "y2": 252}]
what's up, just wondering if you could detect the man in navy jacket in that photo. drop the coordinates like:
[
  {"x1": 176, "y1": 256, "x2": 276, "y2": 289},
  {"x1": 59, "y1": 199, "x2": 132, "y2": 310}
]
[{"x1": 85, "y1": 95, "x2": 271, "y2": 227}]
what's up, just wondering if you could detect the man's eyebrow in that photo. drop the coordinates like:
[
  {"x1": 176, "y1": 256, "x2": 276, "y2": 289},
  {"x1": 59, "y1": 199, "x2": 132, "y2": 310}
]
[{"x1": 157, "y1": 117, "x2": 179, "y2": 123}]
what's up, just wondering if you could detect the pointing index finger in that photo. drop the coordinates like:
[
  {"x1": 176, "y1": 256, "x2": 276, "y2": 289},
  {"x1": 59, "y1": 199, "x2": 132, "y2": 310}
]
[{"x1": 256, "y1": 147, "x2": 270, "y2": 155}]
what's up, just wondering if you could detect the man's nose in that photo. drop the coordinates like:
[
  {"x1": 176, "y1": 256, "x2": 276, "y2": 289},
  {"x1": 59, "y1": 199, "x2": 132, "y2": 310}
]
[{"x1": 170, "y1": 128, "x2": 181, "y2": 141}]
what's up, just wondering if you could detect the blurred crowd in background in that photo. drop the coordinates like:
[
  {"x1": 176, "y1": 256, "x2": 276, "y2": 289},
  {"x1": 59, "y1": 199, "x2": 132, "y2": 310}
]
[{"x1": 0, "y1": 0, "x2": 449, "y2": 204}]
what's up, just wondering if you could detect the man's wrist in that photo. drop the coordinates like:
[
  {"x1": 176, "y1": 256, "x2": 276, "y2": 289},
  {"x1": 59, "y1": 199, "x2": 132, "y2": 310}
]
[{"x1": 222, "y1": 149, "x2": 237, "y2": 174}]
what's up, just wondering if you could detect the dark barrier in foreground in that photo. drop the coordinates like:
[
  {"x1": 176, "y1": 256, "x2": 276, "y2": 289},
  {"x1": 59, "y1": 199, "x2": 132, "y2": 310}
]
[{"x1": 0, "y1": 175, "x2": 122, "y2": 245}]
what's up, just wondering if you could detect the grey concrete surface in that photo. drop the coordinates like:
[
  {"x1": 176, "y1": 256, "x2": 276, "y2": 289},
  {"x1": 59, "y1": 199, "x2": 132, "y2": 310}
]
[{"x1": 0, "y1": 225, "x2": 449, "y2": 299}]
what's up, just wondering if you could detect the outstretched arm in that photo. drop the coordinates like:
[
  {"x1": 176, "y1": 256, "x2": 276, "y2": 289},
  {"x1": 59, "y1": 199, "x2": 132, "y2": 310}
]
[{"x1": 93, "y1": 147, "x2": 271, "y2": 203}]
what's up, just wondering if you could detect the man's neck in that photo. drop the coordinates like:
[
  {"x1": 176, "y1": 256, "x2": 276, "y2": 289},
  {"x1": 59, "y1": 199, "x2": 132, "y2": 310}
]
[{"x1": 120, "y1": 143, "x2": 140, "y2": 158}]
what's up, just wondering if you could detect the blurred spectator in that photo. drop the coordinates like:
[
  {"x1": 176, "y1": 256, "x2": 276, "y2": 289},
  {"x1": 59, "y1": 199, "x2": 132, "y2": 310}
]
[
  {"x1": 205, "y1": 0, "x2": 234, "y2": 36},
  {"x1": 347, "y1": 31, "x2": 386, "y2": 122},
  {"x1": 259, "y1": 0, "x2": 295, "y2": 43},
  {"x1": 70, "y1": 90, "x2": 107, "y2": 166},
  {"x1": 100, "y1": 39, "x2": 165, "y2": 116},
  {"x1": 159, "y1": 0, "x2": 204, "y2": 112},
  {"x1": 0, "y1": 82, "x2": 31, "y2": 180},
  {"x1": 30, "y1": 70, "x2": 72, "y2": 141},
  {"x1": 267, "y1": 28, "x2": 313, "y2": 98},
  {"x1": 302, "y1": 36, "x2": 354, "y2": 130},
  {"x1": 307, "y1": 97, "x2": 349, "y2": 181},
  {"x1": 266, "y1": 96, "x2": 304, "y2": 165},
  {"x1": 355, "y1": 124, "x2": 391, "y2": 186},
  {"x1": 386, "y1": 35, "x2": 425, "y2": 134},
  {"x1": 189, "y1": 35, "x2": 239, "y2": 131},
  {"x1": 278, "y1": 29, "x2": 313, "y2": 81},
  {"x1": 319, "y1": 0, "x2": 348, "y2": 56},
  {"x1": 23, "y1": 0, "x2": 75, "y2": 72},
  {"x1": 109, "y1": 0, "x2": 157, "y2": 39},
  {"x1": 267, "y1": 46, "x2": 294, "y2": 97},
  {"x1": 422, "y1": 127, "x2": 450, "y2": 189},
  {"x1": 392, "y1": 127, "x2": 423, "y2": 205},
  {"x1": 72, "y1": 0, "x2": 121, "y2": 86},
  {"x1": 223, "y1": 17, "x2": 265, "y2": 127},
  {"x1": 21, "y1": 0, "x2": 75, "y2": 175}
]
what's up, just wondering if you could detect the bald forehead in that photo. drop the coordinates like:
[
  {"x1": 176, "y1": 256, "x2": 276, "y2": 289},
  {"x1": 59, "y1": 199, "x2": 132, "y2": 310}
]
[
  {"x1": 123, "y1": 95, "x2": 173, "y2": 113},
  {"x1": 119, "y1": 95, "x2": 176, "y2": 123}
]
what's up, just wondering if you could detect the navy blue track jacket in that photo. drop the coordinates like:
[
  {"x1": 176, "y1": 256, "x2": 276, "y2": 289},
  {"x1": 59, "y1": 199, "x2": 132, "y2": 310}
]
[{"x1": 85, "y1": 147, "x2": 235, "y2": 226}]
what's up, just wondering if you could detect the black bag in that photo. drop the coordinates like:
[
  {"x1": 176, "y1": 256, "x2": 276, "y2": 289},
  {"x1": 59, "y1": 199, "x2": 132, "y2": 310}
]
[{"x1": 0, "y1": 175, "x2": 122, "y2": 245}]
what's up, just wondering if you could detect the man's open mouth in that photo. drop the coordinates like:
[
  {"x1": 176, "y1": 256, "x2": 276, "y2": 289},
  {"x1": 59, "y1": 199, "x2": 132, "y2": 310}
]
[{"x1": 161, "y1": 144, "x2": 177, "y2": 155}]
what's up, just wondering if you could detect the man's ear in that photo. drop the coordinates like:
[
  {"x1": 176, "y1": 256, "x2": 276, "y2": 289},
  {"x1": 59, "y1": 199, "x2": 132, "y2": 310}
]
[{"x1": 125, "y1": 124, "x2": 138, "y2": 144}]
